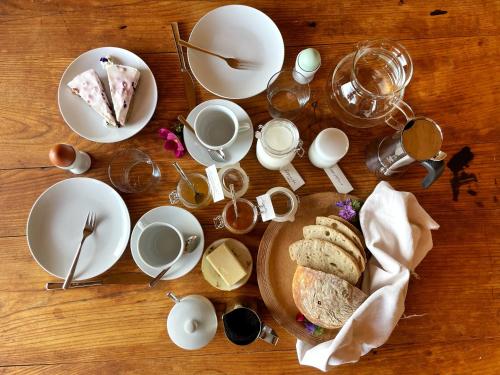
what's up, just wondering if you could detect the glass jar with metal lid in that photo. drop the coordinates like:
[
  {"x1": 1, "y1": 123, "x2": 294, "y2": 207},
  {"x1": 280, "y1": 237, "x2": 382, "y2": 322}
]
[
  {"x1": 255, "y1": 119, "x2": 304, "y2": 170},
  {"x1": 214, "y1": 198, "x2": 259, "y2": 235},
  {"x1": 217, "y1": 164, "x2": 249, "y2": 199},
  {"x1": 169, "y1": 172, "x2": 212, "y2": 209}
]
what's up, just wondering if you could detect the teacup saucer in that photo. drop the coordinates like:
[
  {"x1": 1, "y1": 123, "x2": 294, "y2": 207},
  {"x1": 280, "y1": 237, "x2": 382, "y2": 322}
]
[
  {"x1": 184, "y1": 99, "x2": 254, "y2": 167},
  {"x1": 131, "y1": 206, "x2": 204, "y2": 280}
]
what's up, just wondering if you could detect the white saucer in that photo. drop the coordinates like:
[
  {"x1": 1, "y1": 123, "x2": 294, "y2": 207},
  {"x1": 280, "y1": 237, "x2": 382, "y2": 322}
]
[
  {"x1": 201, "y1": 238, "x2": 253, "y2": 291},
  {"x1": 131, "y1": 206, "x2": 204, "y2": 280},
  {"x1": 58, "y1": 47, "x2": 158, "y2": 143},
  {"x1": 184, "y1": 99, "x2": 254, "y2": 167},
  {"x1": 26, "y1": 178, "x2": 130, "y2": 280},
  {"x1": 188, "y1": 5, "x2": 284, "y2": 99}
]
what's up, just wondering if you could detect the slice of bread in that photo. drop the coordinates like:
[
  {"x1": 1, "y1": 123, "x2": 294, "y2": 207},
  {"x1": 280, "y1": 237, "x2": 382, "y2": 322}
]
[
  {"x1": 328, "y1": 215, "x2": 365, "y2": 245},
  {"x1": 292, "y1": 265, "x2": 367, "y2": 329},
  {"x1": 289, "y1": 239, "x2": 361, "y2": 285},
  {"x1": 303, "y1": 224, "x2": 365, "y2": 271},
  {"x1": 316, "y1": 216, "x2": 364, "y2": 251}
]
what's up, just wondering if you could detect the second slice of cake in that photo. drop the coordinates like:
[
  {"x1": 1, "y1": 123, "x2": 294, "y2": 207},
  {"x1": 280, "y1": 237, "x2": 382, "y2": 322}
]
[{"x1": 101, "y1": 56, "x2": 140, "y2": 127}]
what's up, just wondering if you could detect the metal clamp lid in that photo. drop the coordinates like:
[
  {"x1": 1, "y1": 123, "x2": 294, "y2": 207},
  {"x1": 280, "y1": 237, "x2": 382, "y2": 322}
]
[
  {"x1": 169, "y1": 190, "x2": 180, "y2": 205},
  {"x1": 213, "y1": 215, "x2": 225, "y2": 230}
]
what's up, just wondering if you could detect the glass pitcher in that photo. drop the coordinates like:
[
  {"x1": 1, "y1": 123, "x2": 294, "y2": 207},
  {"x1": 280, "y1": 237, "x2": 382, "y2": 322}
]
[
  {"x1": 365, "y1": 117, "x2": 447, "y2": 188},
  {"x1": 328, "y1": 40, "x2": 414, "y2": 129}
]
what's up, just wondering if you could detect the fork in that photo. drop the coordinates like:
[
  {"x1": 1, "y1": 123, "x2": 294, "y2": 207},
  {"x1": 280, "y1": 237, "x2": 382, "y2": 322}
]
[
  {"x1": 62, "y1": 212, "x2": 96, "y2": 289},
  {"x1": 178, "y1": 39, "x2": 256, "y2": 70}
]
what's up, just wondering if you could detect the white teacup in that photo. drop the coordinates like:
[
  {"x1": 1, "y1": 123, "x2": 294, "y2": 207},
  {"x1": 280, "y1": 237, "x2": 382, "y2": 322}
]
[
  {"x1": 137, "y1": 221, "x2": 185, "y2": 269},
  {"x1": 194, "y1": 105, "x2": 251, "y2": 150}
]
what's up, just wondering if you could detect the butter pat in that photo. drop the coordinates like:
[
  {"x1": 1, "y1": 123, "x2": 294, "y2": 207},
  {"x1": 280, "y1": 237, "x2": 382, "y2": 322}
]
[{"x1": 206, "y1": 242, "x2": 247, "y2": 286}]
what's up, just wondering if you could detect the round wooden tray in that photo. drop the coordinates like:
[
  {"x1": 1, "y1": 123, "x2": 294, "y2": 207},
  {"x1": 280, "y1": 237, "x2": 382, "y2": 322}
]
[{"x1": 257, "y1": 191, "x2": 358, "y2": 345}]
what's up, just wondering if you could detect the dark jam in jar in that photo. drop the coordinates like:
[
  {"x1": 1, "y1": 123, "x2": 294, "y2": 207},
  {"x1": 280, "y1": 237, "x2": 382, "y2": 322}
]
[{"x1": 225, "y1": 199, "x2": 256, "y2": 233}]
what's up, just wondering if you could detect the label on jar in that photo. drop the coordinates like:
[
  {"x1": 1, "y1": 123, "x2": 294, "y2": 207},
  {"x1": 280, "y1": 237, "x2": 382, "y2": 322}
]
[
  {"x1": 205, "y1": 165, "x2": 224, "y2": 202},
  {"x1": 279, "y1": 164, "x2": 305, "y2": 191},
  {"x1": 256, "y1": 193, "x2": 276, "y2": 222},
  {"x1": 324, "y1": 164, "x2": 353, "y2": 194}
]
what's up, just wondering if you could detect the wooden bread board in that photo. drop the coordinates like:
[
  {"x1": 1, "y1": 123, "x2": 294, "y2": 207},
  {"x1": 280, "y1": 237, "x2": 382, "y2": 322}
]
[{"x1": 257, "y1": 192, "x2": 360, "y2": 345}]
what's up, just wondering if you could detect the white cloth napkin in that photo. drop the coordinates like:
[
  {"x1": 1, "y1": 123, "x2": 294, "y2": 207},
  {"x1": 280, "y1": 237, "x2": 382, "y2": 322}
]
[{"x1": 296, "y1": 181, "x2": 439, "y2": 371}]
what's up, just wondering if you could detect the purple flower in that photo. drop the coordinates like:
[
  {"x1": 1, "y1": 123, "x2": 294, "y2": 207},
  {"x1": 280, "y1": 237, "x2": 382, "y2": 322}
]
[
  {"x1": 304, "y1": 322, "x2": 316, "y2": 334},
  {"x1": 159, "y1": 128, "x2": 185, "y2": 158},
  {"x1": 336, "y1": 198, "x2": 357, "y2": 221}
]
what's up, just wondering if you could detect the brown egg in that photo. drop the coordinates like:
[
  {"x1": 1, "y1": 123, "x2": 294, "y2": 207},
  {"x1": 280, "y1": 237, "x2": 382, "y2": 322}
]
[{"x1": 49, "y1": 144, "x2": 76, "y2": 167}]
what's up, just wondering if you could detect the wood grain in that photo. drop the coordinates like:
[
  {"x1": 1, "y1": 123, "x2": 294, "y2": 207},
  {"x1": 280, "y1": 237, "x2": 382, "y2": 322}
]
[{"x1": 0, "y1": 0, "x2": 499, "y2": 373}]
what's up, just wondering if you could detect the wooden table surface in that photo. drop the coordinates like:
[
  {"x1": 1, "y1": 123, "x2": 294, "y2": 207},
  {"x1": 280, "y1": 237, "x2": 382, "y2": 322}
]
[{"x1": 1, "y1": 1, "x2": 499, "y2": 373}]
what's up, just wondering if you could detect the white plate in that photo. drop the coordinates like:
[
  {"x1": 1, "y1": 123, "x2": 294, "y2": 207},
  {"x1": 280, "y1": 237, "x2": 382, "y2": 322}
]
[
  {"x1": 131, "y1": 206, "x2": 204, "y2": 280},
  {"x1": 26, "y1": 178, "x2": 130, "y2": 280},
  {"x1": 188, "y1": 5, "x2": 284, "y2": 99},
  {"x1": 184, "y1": 99, "x2": 253, "y2": 167},
  {"x1": 58, "y1": 47, "x2": 158, "y2": 143}
]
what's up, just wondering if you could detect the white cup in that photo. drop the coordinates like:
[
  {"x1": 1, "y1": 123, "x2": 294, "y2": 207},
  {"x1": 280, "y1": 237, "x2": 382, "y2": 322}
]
[
  {"x1": 194, "y1": 105, "x2": 251, "y2": 150},
  {"x1": 308, "y1": 128, "x2": 349, "y2": 168},
  {"x1": 137, "y1": 221, "x2": 185, "y2": 269}
]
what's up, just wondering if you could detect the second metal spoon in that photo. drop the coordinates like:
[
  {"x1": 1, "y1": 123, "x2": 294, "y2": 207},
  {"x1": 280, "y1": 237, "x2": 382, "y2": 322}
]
[
  {"x1": 149, "y1": 235, "x2": 199, "y2": 288},
  {"x1": 172, "y1": 162, "x2": 203, "y2": 204}
]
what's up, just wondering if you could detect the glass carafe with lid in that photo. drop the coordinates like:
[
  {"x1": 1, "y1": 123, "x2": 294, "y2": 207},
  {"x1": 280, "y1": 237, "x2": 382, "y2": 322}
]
[{"x1": 328, "y1": 39, "x2": 414, "y2": 129}]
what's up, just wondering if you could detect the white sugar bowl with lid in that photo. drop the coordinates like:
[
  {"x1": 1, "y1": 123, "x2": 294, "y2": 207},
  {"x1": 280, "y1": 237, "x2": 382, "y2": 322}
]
[
  {"x1": 255, "y1": 118, "x2": 304, "y2": 170},
  {"x1": 166, "y1": 292, "x2": 217, "y2": 350}
]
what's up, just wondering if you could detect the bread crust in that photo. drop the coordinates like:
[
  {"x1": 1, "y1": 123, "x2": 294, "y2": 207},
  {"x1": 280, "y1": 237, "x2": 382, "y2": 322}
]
[{"x1": 292, "y1": 266, "x2": 367, "y2": 329}]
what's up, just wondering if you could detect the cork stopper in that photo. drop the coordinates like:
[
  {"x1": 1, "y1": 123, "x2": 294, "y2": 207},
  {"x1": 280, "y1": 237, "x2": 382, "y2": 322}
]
[{"x1": 49, "y1": 144, "x2": 76, "y2": 167}]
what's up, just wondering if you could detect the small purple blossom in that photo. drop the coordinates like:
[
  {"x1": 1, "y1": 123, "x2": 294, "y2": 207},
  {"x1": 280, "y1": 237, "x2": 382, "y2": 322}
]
[
  {"x1": 159, "y1": 128, "x2": 185, "y2": 158},
  {"x1": 336, "y1": 198, "x2": 357, "y2": 221},
  {"x1": 304, "y1": 322, "x2": 316, "y2": 334}
]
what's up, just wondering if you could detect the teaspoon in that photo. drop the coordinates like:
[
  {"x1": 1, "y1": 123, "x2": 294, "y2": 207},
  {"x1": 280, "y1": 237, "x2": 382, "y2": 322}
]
[{"x1": 149, "y1": 235, "x2": 199, "y2": 288}]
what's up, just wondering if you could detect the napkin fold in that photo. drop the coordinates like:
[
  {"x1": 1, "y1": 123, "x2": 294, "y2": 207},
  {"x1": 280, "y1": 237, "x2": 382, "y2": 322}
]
[{"x1": 296, "y1": 181, "x2": 439, "y2": 371}]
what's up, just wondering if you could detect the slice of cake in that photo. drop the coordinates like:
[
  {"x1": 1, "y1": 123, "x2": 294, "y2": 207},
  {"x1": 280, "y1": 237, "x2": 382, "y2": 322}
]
[
  {"x1": 100, "y1": 57, "x2": 140, "y2": 127},
  {"x1": 67, "y1": 69, "x2": 117, "y2": 127}
]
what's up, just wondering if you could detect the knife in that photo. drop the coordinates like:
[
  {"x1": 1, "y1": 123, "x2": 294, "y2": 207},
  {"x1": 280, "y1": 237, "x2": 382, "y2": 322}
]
[
  {"x1": 171, "y1": 22, "x2": 197, "y2": 111},
  {"x1": 45, "y1": 280, "x2": 103, "y2": 290}
]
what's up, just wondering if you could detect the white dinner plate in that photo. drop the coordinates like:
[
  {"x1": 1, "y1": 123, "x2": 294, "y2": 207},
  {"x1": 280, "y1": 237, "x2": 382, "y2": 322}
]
[
  {"x1": 26, "y1": 178, "x2": 130, "y2": 280},
  {"x1": 183, "y1": 99, "x2": 254, "y2": 167},
  {"x1": 131, "y1": 206, "x2": 204, "y2": 280},
  {"x1": 58, "y1": 47, "x2": 158, "y2": 143},
  {"x1": 187, "y1": 5, "x2": 284, "y2": 99}
]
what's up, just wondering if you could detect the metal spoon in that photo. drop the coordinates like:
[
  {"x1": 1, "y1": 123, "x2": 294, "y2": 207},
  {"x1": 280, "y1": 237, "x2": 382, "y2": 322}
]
[
  {"x1": 172, "y1": 162, "x2": 203, "y2": 204},
  {"x1": 229, "y1": 183, "x2": 239, "y2": 219},
  {"x1": 177, "y1": 115, "x2": 226, "y2": 162},
  {"x1": 149, "y1": 235, "x2": 199, "y2": 288}
]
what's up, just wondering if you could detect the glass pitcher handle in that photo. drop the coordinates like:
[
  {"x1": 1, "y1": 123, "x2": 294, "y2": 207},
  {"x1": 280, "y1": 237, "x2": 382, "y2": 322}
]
[
  {"x1": 385, "y1": 100, "x2": 414, "y2": 130},
  {"x1": 420, "y1": 159, "x2": 445, "y2": 188}
]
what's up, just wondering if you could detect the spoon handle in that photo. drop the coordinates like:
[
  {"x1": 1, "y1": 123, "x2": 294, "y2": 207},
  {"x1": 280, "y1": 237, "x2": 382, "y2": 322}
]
[
  {"x1": 149, "y1": 266, "x2": 171, "y2": 288},
  {"x1": 230, "y1": 183, "x2": 239, "y2": 219},
  {"x1": 177, "y1": 115, "x2": 195, "y2": 133},
  {"x1": 172, "y1": 162, "x2": 196, "y2": 193}
]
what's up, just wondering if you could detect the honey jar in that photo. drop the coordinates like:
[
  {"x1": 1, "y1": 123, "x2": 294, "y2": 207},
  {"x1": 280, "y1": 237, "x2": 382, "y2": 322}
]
[{"x1": 169, "y1": 172, "x2": 212, "y2": 209}]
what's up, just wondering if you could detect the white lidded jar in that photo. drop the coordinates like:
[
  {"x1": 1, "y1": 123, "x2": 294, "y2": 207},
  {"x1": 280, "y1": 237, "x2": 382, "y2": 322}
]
[{"x1": 255, "y1": 119, "x2": 304, "y2": 170}]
